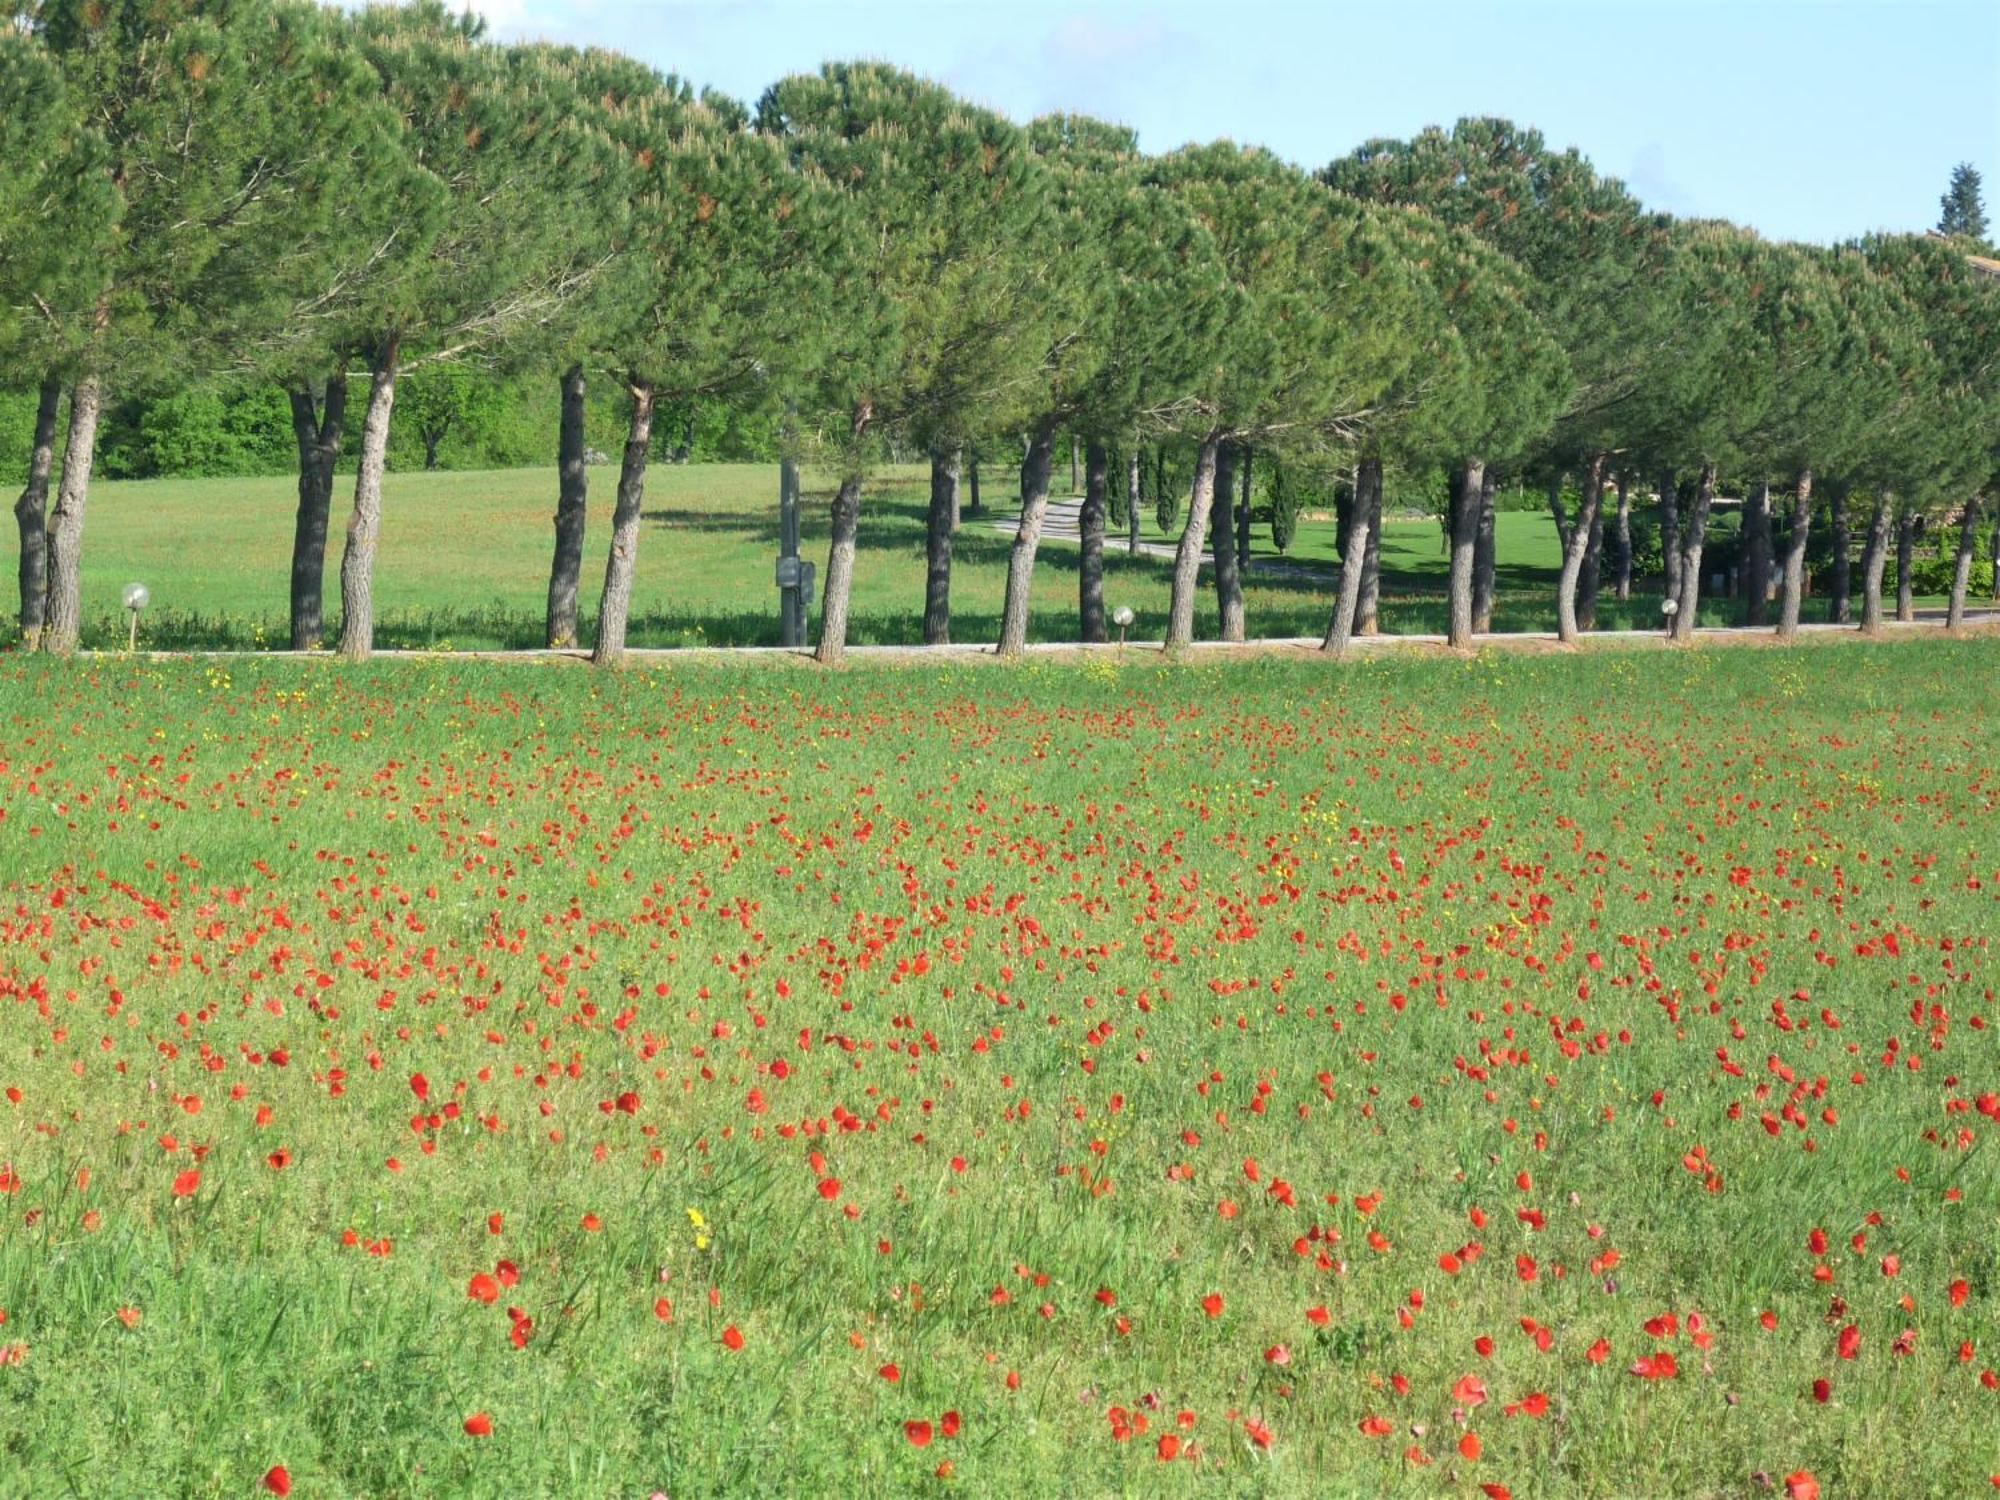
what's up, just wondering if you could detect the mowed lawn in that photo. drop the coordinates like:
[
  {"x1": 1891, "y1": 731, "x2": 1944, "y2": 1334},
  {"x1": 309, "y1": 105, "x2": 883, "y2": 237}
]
[
  {"x1": 0, "y1": 462, "x2": 1773, "y2": 651},
  {"x1": 0, "y1": 642, "x2": 1995, "y2": 1496}
]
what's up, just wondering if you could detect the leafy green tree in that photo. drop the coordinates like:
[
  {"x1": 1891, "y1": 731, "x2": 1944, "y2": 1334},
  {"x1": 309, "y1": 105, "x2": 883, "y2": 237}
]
[
  {"x1": 1937, "y1": 162, "x2": 1989, "y2": 243},
  {"x1": 393, "y1": 362, "x2": 508, "y2": 470},
  {"x1": 1325, "y1": 119, "x2": 1670, "y2": 643},
  {"x1": 28, "y1": 0, "x2": 324, "y2": 653},
  {"x1": 0, "y1": 30, "x2": 115, "y2": 647},
  {"x1": 762, "y1": 63, "x2": 1071, "y2": 665},
  {"x1": 581, "y1": 69, "x2": 832, "y2": 666},
  {"x1": 1855, "y1": 234, "x2": 2000, "y2": 630},
  {"x1": 1145, "y1": 148, "x2": 1417, "y2": 646},
  {"x1": 319, "y1": 6, "x2": 617, "y2": 661}
]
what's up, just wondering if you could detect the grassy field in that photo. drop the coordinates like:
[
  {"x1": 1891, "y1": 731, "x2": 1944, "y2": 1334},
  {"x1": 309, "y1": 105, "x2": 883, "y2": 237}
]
[
  {"x1": 0, "y1": 642, "x2": 1994, "y2": 1496},
  {"x1": 2, "y1": 462, "x2": 1857, "y2": 652}
]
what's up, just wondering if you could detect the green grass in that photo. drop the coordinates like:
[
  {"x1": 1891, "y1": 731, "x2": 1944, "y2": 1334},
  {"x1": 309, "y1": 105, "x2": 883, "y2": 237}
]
[
  {"x1": 5, "y1": 462, "x2": 1857, "y2": 653},
  {"x1": 0, "y1": 642, "x2": 1995, "y2": 1496}
]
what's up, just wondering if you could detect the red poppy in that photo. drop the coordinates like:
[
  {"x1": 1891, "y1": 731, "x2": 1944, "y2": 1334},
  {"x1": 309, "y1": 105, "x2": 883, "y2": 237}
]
[
  {"x1": 463, "y1": 1412, "x2": 492, "y2": 1438},
  {"x1": 262, "y1": 1466, "x2": 292, "y2": 1496}
]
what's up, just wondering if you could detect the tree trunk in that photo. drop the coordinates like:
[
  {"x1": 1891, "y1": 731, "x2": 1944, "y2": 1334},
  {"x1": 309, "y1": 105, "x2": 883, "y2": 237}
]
[
  {"x1": 1448, "y1": 457, "x2": 1485, "y2": 648},
  {"x1": 948, "y1": 446, "x2": 962, "y2": 531},
  {"x1": 1079, "y1": 440, "x2": 1109, "y2": 642},
  {"x1": 13, "y1": 376, "x2": 61, "y2": 650},
  {"x1": 1659, "y1": 471, "x2": 1681, "y2": 607},
  {"x1": 1830, "y1": 485, "x2": 1851, "y2": 622},
  {"x1": 337, "y1": 339, "x2": 401, "y2": 662},
  {"x1": 1777, "y1": 468, "x2": 1812, "y2": 639},
  {"x1": 1546, "y1": 473, "x2": 1571, "y2": 553},
  {"x1": 1069, "y1": 434, "x2": 1079, "y2": 495},
  {"x1": 545, "y1": 364, "x2": 589, "y2": 648},
  {"x1": 1947, "y1": 496, "x2": 1980, "y2": 630},
  {"x1": 589, "y1": 379, "x2": 656, "y2": 667},
  {"x1": 41, "y1": 374, "x2": 102, "y2": 657},
  {"x1": 1357, "y1": 455, "x2": 1383, "y2": 635},
  {"x1": 288, "y1": 374, "x2": 348, "y2": 651},
  {"x1": 422, "y1": 432, "x2": 442, "y2": 471},
  {"x1": 923, "y1": 446, "x2": 960, "y2": 645},
  {"x1": 1210, "y1": 442, "x2": 1245, "y2": 641},
  {"x1": 997, "y1": 424, "x2": 1058, "y2": 656},
  {"x1": 1613, "y1": 473, "x2": 1632, "y2": 602},
  {"x1": 1236, "y1": 443, "x2": 1252, "y2": 572},
  {"x1": 1672, "y1": 464, "x2": 1715, "y2": 643},
  {"x1": 1894, "y1": 508, "x2": 1916, "y2": 622},
  {"x1": 1322, "y1": 499, "x2": 1372, "y2": 658},
  {"x1": 1578, "y1": 477, "x2": 1604, "y2": 631},
  {"x1": 1744, "y1": 480, "x2": 1772, "y2": 626},
  {"x1": 1860, "y1": 490, "x2": 1892, "y2": 634},
  {"x1": 1127, "y1": 448, "x2": 1142, "y2": 554},
  {"x1": 1471, "y1": 469, "x2": 1497, "y2": 633},
  {"x1": 1557, "y1": 455, "x2": 1605, "y2": 645},
  {"x1": 1991, "y1": 509, "x2": 1999, "y2": 602},
  {"x1": 967, "y1": 452, "x2": 982, "y2": 516},
  {"x1": 1164, "y1": 436, "x2": 1221, "y2": 649},
  {"x1": 814, "y1": 472, "x2": 865, "y2": 665}
]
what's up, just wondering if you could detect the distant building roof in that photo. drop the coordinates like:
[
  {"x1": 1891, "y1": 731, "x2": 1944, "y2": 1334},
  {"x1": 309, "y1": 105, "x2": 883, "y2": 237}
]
[{"x1": 1968, "y1": 253, "x2": 2000, "y2": 279}]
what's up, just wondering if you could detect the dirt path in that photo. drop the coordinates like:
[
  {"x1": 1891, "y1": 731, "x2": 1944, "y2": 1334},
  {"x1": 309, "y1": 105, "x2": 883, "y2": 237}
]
[{"x1": 79, "y1": 612, "x2": 2000, "y2": 668}]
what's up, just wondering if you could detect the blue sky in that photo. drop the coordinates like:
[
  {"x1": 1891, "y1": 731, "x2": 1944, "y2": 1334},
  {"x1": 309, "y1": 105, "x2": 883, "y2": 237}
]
[{"x1": 468, "y1": 0, "x2": 1999, "y2": 245}]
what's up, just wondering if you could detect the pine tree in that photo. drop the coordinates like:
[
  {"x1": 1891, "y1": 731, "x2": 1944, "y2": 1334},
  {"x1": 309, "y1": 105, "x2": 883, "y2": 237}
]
[
  {"x1": 1938, "y1": 162, "x2": 1989, "y2": 243},
  {"x1": 0, "y1": 32, "x2": 117, "y2": 648},
  {"x1": 757, "y1": 63, "x2": 1050, "y2": 665}
]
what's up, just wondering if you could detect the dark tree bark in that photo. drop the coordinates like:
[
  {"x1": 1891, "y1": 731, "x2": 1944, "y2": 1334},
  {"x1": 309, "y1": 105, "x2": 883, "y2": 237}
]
[
  {"x1": 1357, "y1": 456, "x2": 1384, "y2": 635},
  {"x1": 967, "y1": 451, "x2": 982, "y2": 516},
  {"x1": 1546, "y1": 473, "x2": 1571, "y2": 553},
  {"x1": 1860, "y1": 489, "x2": 1893, "y2": 633},
  {"x1": 1471, "y1": 469, "x2": 1497, "y2": 633},
  {"x1": 421, "y1": 430, "x2": 443, "y2": 471},
  {"x1": 1578, "y1": 478, "x2": 1605, "y2": 632},
  {"x1": 1557, "y1": 455, "x2": 1605, "y2": 645},
  {"x1": 1448, "y1": 457, "x2": 1485, "y2": 649},
  {"x1": 1894, "y1": 508, "x2": 1916, "y2": 622},
  {"x1": 13, "y1": 376, "x2": 60, "y2": 650},
  {"x1": 337, "y1": 338, "x2": 401, "y2": 662},
  {"x1": 997, "y1": 423, "x2": 1057, "y2": 656},
  {"x1": 1127, "y1": 448, "x2": 1142, "y2": 554},
  {"x1": 1236, "y1": 443, "x2": 1253, "y2": 572},
  {"x1": 1079, "y1": 440, "x2": 1109, "y2": 642},
  {"x1": 1210, "y1": 442, "x2": 1244, "y2": 641},
  {"x1": 288, "y1": 374, "x2": 349, "y2": 651},
  {"x1": 1322, "y1": 494, "x2": 1372, "y2": 658},
  {"x1": 1777, "y1": 469, "x2": 1813, "y2": 639},
  {"x1": 590, "y1": 378, "x2": 658, "y2": 667},
  {"x1": 1659, "y1": 471, "x2": 1681, "y2": 607},
  {"x1": 1613, "y1": 473, "x2": 1633, "y2": 602},
  {"x1": 923, "y1": 446, "x2": 960, "y2": 645},
  {"x1": 1947, "y1": 496, "x2": 1981, "y2": 630},
  {"x1": 1069, "y1": 434, "x2": 1079, "y2": 495},
  {"x1": 1164, "y1": 436, "x2": 1221, "y2": 648},
  {"x1": 1671, "y1": 464, "x2": 1716, "y2": 643},
  {"x1": 545, "y1": 364, "x2": 589, "y2": 649},
  {"x1": 41, "y1": 374, "x2": 103, "y2": 657},
  {"x1": 1829, "y1": 485, "x2": 1851, "y2": 622},
  {"x1": 1744, "y1": 480, "x2": 1772, "y2": 626}
]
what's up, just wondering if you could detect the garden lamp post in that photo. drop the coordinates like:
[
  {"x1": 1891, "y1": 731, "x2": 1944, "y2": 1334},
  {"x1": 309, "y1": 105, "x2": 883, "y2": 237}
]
[{"x1": 122, "y1": 583, "x2": 150, "y2": 653}]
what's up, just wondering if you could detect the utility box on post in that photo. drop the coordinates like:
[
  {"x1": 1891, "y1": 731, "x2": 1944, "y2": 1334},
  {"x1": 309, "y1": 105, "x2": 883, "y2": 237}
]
[{"x1": 776, "y1": 456, "x2": 809, "y2": 647}]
